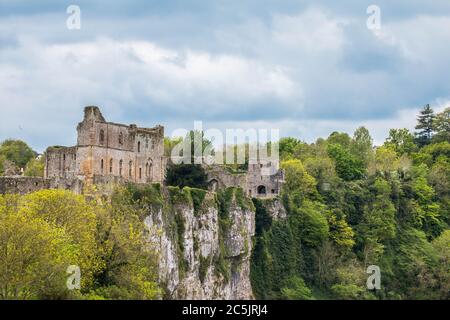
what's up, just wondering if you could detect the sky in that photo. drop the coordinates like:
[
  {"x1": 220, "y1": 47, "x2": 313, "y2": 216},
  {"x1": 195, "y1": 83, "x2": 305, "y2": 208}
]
[{"x1": 1, "y1": 0, "x2": 450, "y2": 152}]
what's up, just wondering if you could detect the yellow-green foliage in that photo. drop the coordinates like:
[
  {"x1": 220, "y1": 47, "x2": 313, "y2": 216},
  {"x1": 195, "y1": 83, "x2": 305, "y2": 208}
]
[
  {"x1": 0, "y1": 193, "x2": 78, "y2": 299},
  {"x1": 0, "y1": 188, "x2": 161, "y2": 300},
  {"x1": 23, "y1": 157, "x2": 45, "y2": 177}
]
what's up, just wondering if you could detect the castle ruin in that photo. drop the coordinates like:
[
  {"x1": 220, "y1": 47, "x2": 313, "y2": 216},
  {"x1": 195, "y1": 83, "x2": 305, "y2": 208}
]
[
  {"x1": 45, "y1": 106, "x2": 166, "y2": 185},
  {"x1": 0, "y1": 106, "x2": 283, "y2": 198}
]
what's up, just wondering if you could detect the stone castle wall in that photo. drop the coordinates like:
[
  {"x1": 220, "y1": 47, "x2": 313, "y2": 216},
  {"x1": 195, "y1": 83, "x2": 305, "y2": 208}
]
[
  {"x1": 2, "y1": 106, "x2": 282, "y2": 198},
  {"x1": 45, "y1": 106, "x2": 166, "y2": 185},
  {"x1": 0, "y1": 176, "x2": 83, "y2": 195},
  {"x1": 203, "y1": 161, "x2": 284, "y2": 198}
]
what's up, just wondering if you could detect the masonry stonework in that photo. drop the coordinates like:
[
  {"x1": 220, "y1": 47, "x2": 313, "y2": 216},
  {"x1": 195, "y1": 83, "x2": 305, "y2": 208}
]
[
  {"x1": 1, "y1": 106, "x2": 283, "y2": 198},
  {"x1": 45, "y1": 106, "x2": 166, "y2": 185},
  {"x1": 204, "y1": 160, "x2": 284, "y2": 199}
]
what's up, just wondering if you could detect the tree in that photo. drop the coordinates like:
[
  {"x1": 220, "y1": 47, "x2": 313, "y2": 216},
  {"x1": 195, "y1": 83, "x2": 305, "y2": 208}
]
[
  {"x1": 0, "y1": 194, "x2": 78, "y2": 299},
  {"x1": 0, "y1": 154, "x2": 5, "y2": 175},
  {"x1": 368, "y1": 146, "x2": 399, "y2": 175},
  {"x1": 165, "y1": 131, "x2": 211, "y2": 189},
  {"x1": 327, "y1": 144, "x2": 365, "y2": 181},
  {"x1": 165, "y1": 164, "x2": 208, "y2": 189},
  {"x1": 351, "y1": 126, "x2": 373, "y2": 165},
  {"x1": 278, "y1": 137, "x2": 302, "y2": 160},
  {"x1": 331, "y1": 261, "x2": 373, "y2": 300},
  {"x1": 24, "y1": 157, "x2": 45, "y2": 177},
  {"x1": 327, "y1": 132, "x2": 352, "y2": 148},
  {"x1": 164, "y1": 136, "x2": 183, "y2": 157},
  {"x1": 91, "y1": 202, "x2": 161, "y2": 299},
  {"x1": 0, "y1": 139, "x2": 36, "y2": 169},
  {"x1": 358, "y1": 177, "x2": 396, "y2": 264},
  {"x1": 429, "y1": 230, "x2": 450, "y2": 299},
  {"x1": 415, "y1": 104, "x2": 436, "y2": 146},
  {"x1": 280, "y1": 159, "x2": 318, "y2": 205},
  {"x1": 326, "y1": 210, "x2": 355, "y2": 251},
  {"x1": 384, "y1": 128, "x2": 417, "y2": 155},
  {"x1": 433, "y1": 107, "x2": 450, "y2": 143},
  {"x1": 22, "y1": 190, "x2": 103, "y2": 288},
  {"x1": 295, "y1": 200, "x2": 329, "y2": 248},
  {"x1": 281, "y1": 276, "x2": 314, "y2": 300},
  {"x1": 388, "y1": 227, "x2": 437, "y2": 298},
  {"x1": 409, "y1": 164, "x2": 443, "y2": 239}
]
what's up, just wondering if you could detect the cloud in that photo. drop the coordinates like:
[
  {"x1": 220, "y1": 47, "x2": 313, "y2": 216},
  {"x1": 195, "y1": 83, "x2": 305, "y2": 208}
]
[
  {"x1": 1, "y1": 2, "x2": 450, "y2": 152},
  {"x1": 0, "y1": 37, "x2": 297, "y2": 151}
]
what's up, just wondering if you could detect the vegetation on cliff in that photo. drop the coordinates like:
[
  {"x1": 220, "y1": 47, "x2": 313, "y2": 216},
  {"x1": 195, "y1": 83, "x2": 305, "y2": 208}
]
[
  {"x1": 250, "y1": 106, "x2": 450, "y2": 300},
  {"x1": 0, "y1": 187, "x2": 161, "y2": 299}
]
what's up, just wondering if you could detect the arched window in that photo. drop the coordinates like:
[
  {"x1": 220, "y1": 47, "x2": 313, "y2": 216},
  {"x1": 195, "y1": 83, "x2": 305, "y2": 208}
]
[
  {"x1": 109, "y1": 159, "x2": 113, "y2": 174},
  {"x1": 101, "y1": 159, "x2": 104, "y2": 173},
  {"x1": 100, "y1": 129, "x2": 105, "y2": 144},
  {"x1": 119, "y1": 160, "x2": 123, "y2": 177},
  {"x1": 257, "y1": 185, "x2": 266, "y2": 195},
  {"x1": 146, "y1": 160, "x2": 153, "y2": 177},
  {"x1": 137, "y1": 141, "x2": 141, "y2": 152},
  {"x1": 208, "y1": 179, "x2": 219, "y2": 192},
  {"x1": 118, "y1": 132, "x2": 123, "y2": 145},
  {"x1": 129, "y1": 161, "x2": 133, "y2": 177},
  {"x1": 139, "y1": 168, "x2": 142, "y2": 179}
]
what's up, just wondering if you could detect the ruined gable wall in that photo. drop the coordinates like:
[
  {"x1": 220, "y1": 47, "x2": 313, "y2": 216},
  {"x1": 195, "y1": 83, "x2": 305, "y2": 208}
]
[{"x1": 45, "y1": 146, "x2": 77, "y2": 179}]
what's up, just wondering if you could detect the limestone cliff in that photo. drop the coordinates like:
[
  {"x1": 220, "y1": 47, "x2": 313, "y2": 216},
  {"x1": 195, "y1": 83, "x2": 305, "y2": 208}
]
[{"x1": 144, "y1": 187, "x2": 255, "y2": 299}]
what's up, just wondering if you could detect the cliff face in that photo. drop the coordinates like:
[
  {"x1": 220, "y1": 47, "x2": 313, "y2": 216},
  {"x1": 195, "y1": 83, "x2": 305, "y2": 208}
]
[{"x1": 144, "y1": 187, "x2": 255, "y2": 299}]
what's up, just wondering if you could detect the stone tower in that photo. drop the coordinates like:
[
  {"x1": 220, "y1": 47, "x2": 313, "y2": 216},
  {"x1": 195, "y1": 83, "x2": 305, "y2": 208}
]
[{"x1": 45, "y1": 106, "x2": 166, "y2": 185}]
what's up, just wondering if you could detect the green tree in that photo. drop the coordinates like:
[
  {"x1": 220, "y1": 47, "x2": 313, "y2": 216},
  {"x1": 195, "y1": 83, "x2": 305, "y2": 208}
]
[
  {"x1": 281, "y1": 276, "x2": 314, "y2": 300},
  {"x1": 351, "y1": 126, "x2": 373, "y2": 165},
  {"x1": 384, "y1": 128, "x2": 417, "y2": 155},
  {"x1": 295, "y1": 200, "x2": 329, "y2": 248},
  {"x1": 0, "y1": 194, "x2": 78, "y2": 299},
  {"x1": 327, "y1": 132, "x2": 352, "y2": 148},
  {"x1": 0, "y1": 139, "x2": 36, "y2": 169},
  {"x1": 278, "y1": 137, "x2": 302, "y2": 160},
  {"x1": 429, "y1": 230, "x2": 450, "y2": 299},
  {"x1": 415, "y1": 104, "x2": 436, "y2": 146},
  {"x1": 327, "y1": 144, "x2": 365, "y2": 181},
  {"x1": 22, "y1": 190, "x2": 103, "y2": 289},
  {"x1": 331, "y1": 261, "x2": 373, "y2": 300},
  {"x1": 0, "y1": 154, "x2": 5, "y2": 175},
  {"x1": 326, "y1": 210, "x2": 355, "y2": 251},
  {"x1": 24, "y1": 156, "x2": 45, "y2": 177},
  {"x1": 281, "y1": 159, "x2": 318, "y2": 205},
  {"x1": 358, "y1": 178, "x2": 396, "y2": 265},
  {"x1": 433, "y1": 107, "x2": 450, "y2": 143},
  {"x1": 409, "y1": 165, "x2": 443, "y2": 239},
  {"x1": 165, "y1": 164, "x2": 208, "y2": 189},
  {"x1": 368, "y1": 146, "x2": 399, "y2": 175}
]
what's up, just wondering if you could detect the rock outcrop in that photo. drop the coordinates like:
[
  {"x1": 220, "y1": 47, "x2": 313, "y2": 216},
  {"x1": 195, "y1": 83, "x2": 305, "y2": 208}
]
[{"x1": 144, "y1": 187, "x2": 255, "y2": 299}]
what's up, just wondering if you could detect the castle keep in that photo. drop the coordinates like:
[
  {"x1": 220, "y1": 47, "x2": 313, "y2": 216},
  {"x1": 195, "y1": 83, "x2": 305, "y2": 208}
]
[
  {"x1": 1, "y1": 106, "x2": 283, "y2": 198},
  {"x1": 45, "y1": 106, "x2": 166, "y2": 185}
]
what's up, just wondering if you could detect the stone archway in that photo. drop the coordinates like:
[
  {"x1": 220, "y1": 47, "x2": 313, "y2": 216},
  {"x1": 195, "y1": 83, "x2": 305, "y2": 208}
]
[
  {"x1": 257, "y1": 185, "x2": 266, "y2": 195},
  {"x1": 208, "y1": 179, "x2": 219, "y2": 192}
]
